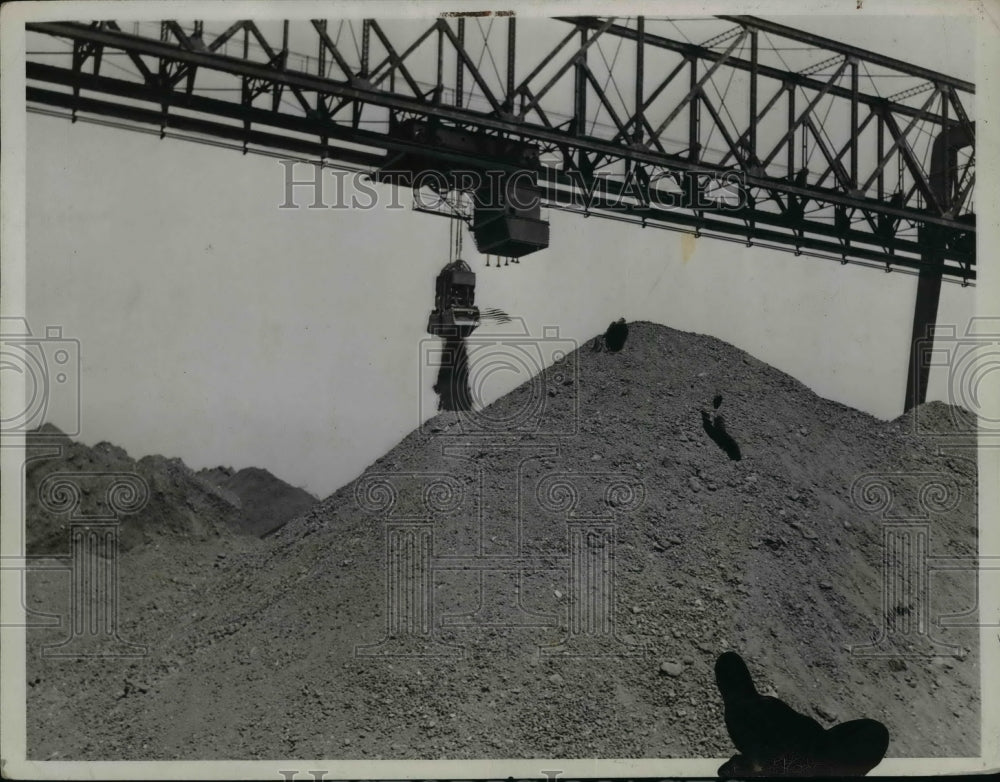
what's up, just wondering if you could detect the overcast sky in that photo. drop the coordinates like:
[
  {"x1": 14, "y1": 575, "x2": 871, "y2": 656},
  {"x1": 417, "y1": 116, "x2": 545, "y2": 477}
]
[{"x1": 23, "y1": 7, "x2": 984, "y2": 497}]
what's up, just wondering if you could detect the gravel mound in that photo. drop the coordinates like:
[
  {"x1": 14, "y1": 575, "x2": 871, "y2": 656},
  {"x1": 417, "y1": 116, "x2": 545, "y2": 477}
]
[
  {"x1": 198, "y1": 466, "x2": 317, "y2": 537},
  {"x1": 24, "y1": 426, "x2": 244, "y2": 553},
  {"x1": 24, "y1": 428, "x2": 320, "y2": 553},
  {"x1": 25, "y1": 322, "x2": 978, "y2": 760}
]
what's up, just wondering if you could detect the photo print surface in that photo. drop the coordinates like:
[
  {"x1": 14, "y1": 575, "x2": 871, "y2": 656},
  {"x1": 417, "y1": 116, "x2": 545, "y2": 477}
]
[{"x1": 2, "y1": 1, "x2": 997, "y2": 779}]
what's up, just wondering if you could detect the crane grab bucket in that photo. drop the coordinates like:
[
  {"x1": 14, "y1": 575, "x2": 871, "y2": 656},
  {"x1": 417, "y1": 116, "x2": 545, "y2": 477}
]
[{"x1": 427, "y1": 259, "x2": 481, "y2": 338}]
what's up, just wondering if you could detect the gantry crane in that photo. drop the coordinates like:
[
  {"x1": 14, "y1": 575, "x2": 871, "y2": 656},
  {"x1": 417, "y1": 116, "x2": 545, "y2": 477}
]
[{"x1": 25, "y1": 15, "x2": 976, "y2": 410}]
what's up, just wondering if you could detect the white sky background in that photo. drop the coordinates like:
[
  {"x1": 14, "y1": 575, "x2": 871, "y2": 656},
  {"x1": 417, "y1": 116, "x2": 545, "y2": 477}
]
[{"x1": 25, "y1": 8, "x2": 980, "y2": 497}]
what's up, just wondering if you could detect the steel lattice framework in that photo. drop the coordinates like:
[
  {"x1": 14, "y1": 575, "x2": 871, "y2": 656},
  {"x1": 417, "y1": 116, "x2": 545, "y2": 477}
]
[{"x1": 25, "y1": 15, "x2": 977, "y2": 409}]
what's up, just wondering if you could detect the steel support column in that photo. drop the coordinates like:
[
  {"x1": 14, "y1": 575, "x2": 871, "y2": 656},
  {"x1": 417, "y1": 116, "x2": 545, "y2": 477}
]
[{"x1": 904, "y1": 119, "x2": 975, "y2": 412}]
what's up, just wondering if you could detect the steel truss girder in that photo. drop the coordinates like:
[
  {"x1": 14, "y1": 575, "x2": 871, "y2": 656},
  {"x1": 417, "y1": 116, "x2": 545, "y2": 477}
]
[
  {"x1": 717, "y1": 15, "x2": 973, "y2": 92},
  {"x1": 564, "y1": 17, "x2": 972, "y2": 122},
  {"x1": 28, "y1": 71, "x2": 973, "y2": 281},
  {"x1": 26, "y1": 17, "x2": 975, "y2": 278},
  {"x1": 32, "y1": 77, "x2": 968, "y2": 280}
]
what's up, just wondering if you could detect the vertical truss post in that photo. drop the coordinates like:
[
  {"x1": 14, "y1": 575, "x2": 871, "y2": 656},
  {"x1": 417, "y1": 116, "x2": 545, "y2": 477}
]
[
  {"x1": 361, "y1": 19, "x2": 370, "y2": 77},
  {"x1": 242, "y1": 24, "x2": 253, "y2": 152},
  {"x1": 576, "y1": 26, "x2": 588, "y2": 134},
  {"x1": 273, "y1": 20, "x2": 289, "y2": 112},
  {"x1": 749, "y1": 28, "x2": 758, "y2": 167},
  {"x1": 634, "y1": 17, "x2": 644, "y2": 146},
  {"x1": 574, "y1": 26, "x2": 587, "y2": 135},
  {"x1": 801, "y1": 124, "x2": 808, "y2": 175},
  {"x1": 877, "y1": 113, "x2": 885, "y2": 200},
  {"x1": 92, "y1": 37, "x2": 104, "y2": 78},
  {"x1": 70, "y1": 39, "x2": 87, "y2": 121},
  {"x1": 786, "y1": 83, "x2": 796, "y2": 178},
  {"x1": 456, "y1": 18, "x2": 465, "y2": 108},
  {"x1": 575, "y1": 26, "x2": 588, "y2": 174},
  {"x1": 688, "y1": 57, "x2": 700, "y2": 160},
  {"x1": 436, "y1": 22, "x2": 444, "y2": 102},
  {"x1": 317, "y1": 20, "x2": 327, "y2": 82},
  {"x1": 313, "y1": 21, "x2": 327, "y2": 134},
  {"x1": 354, "y1": 20, "x2": 369, "y2": 127},
  {"x1": 941, "y1": 90, "x2": 950, "y2": 201},
  {"x1": 686, "y1": 57, "x2": 701, "y2": 227},
  {"x1": 850, "y1": 59, "x2": 859, "y2": 190},
  {"x1": 506, "y1": 17, "x2": 516, "y2": 110}
]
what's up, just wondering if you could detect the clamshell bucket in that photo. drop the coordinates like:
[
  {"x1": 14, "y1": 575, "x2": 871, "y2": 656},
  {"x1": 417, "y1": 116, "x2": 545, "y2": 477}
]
[{"x1": 426, "y1": 259, "x2": 481, "y2": 338}]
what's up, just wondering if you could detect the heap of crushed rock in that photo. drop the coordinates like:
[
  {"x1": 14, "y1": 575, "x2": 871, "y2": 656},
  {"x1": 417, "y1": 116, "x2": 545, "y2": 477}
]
[{"x1": 26, "y1": 322, "x2": 978, "y2": 761}]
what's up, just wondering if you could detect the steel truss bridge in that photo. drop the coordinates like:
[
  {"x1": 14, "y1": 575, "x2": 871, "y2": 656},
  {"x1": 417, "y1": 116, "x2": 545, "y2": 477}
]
[{"x1": 25, "y1": 15, "x2": 976, "y2": 410}]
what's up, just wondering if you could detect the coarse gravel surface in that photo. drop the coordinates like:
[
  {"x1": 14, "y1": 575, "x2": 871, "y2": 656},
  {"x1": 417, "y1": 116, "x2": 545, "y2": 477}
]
[{"x1": 25, "y1": 321, "x2": 979, "y2": 761}]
